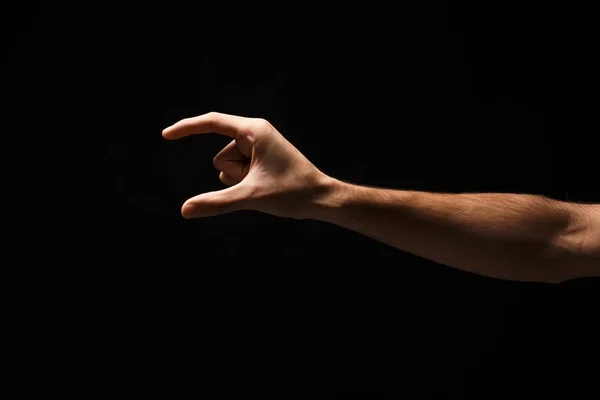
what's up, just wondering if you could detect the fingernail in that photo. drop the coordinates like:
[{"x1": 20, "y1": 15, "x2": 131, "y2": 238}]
[{"x1": 182, "y1": 204, "x2": 195, "y2": 219}]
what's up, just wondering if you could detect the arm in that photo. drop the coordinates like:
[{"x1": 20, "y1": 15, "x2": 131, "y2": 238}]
[
  {"x1": 310, "y1": 178, "x2": 600, "y2": 284},
  {"x1": 163, "y1": 112, "x2": 599, "y2": 284}
]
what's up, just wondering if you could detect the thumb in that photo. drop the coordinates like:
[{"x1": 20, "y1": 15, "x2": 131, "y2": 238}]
[{"x1": 181, "y1": 183, "x2": 255, "y2": 219}]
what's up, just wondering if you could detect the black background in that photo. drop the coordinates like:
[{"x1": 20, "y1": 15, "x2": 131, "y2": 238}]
[{"x1": 10, "y1": 1, "x2": 599, "y2": 397}]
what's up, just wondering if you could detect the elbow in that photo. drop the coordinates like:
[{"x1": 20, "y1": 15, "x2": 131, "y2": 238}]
[{"x1": 545, "y1": 204, "x2": 600, "y2": 284}]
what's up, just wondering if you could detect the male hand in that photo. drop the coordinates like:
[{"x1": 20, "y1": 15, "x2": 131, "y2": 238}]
[{"x1": 162, "y1": 112, "x2": 332, "y2": 219}]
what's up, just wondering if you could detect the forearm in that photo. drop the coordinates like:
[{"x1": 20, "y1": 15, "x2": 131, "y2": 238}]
[{"x1": 310, "y1": 178, "x2": 596, "y2": 283}]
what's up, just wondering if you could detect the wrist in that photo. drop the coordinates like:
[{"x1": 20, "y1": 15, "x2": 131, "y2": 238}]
[
  {"x1": 306, "y1": 177, "x2": 416, "y2": 223},
  {"x1": 306, "y1": 175, "x2": 352, "y2": 222}
]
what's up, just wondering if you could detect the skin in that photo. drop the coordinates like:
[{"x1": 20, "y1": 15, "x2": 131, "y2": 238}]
[{"x1": 163, "y1": 112, "x2": 600, "y2": 284}]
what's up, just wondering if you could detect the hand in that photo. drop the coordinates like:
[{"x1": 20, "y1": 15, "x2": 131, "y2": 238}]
[{"x1": 162, "y1": 112, "x2": 332, "y2": 219}]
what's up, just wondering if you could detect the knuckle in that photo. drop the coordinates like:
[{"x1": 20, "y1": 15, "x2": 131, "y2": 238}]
[
  {"x1": 243, "y1": 118, "x2": 273, "y2": 140},
  {"x1": 206, "y1": 111, "x2": 221, "y2": 124},
  {"x1": 213, "y1": 154, "x2": 223, "y2": 169},
  {"x1": 253, "y1": 118, "x2": 273, "y2": 131},
  {"x1": 178, "y1": 117, "x2": 191, "y2": 129}
]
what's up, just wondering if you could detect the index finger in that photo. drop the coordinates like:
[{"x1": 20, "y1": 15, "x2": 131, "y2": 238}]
[{"x1": 162, "y1": 112, "x2": 251, "y2": 140}]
